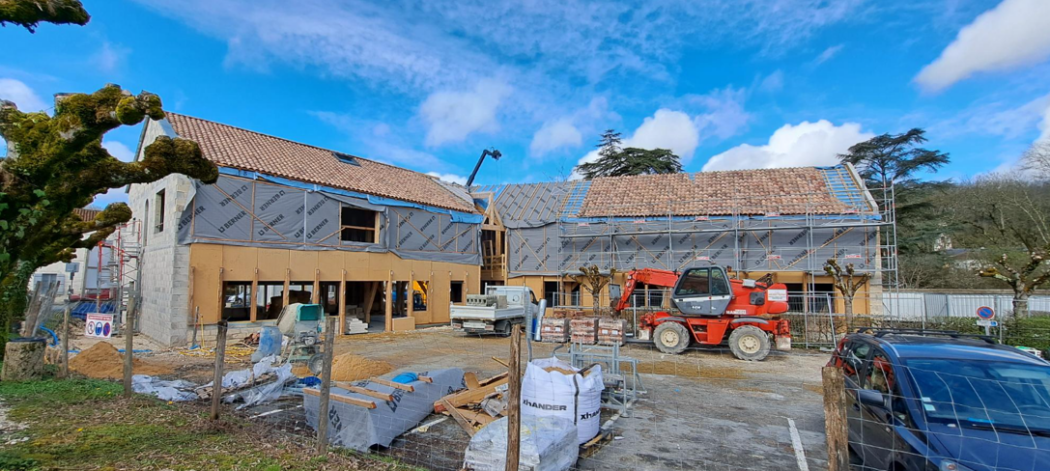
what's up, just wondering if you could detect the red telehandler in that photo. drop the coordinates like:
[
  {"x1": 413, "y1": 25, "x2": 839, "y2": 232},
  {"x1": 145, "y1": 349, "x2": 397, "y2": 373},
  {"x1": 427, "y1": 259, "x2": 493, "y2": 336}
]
[{"x1": 614, "y1": 266, "x2": 792, "y2": 361}]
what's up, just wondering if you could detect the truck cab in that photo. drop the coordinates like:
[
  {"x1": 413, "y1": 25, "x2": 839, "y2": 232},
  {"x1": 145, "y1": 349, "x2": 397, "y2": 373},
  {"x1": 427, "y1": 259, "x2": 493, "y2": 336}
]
[{"x1": 450, "y1": 286, "x2": 539, "y2": 335}]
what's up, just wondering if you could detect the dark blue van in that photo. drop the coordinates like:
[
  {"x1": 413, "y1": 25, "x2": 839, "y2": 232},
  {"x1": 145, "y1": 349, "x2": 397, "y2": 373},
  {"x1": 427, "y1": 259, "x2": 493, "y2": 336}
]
[{"x1": 828, "y1": 329, "x2": 1050, "y2": 471}]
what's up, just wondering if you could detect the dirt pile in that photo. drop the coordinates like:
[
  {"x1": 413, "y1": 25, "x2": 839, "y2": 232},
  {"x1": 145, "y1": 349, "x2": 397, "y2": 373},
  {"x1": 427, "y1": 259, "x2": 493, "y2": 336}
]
[
  {"x1": 69, "y1": 342, "x2": 174, "y2": 380},
  {"x1": 331, "y1": 353, "x2": 393, "y2": 382}
]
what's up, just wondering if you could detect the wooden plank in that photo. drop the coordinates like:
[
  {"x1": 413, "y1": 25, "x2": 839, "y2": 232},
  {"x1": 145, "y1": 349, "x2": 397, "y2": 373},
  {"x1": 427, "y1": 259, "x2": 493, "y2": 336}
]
[
  {"x1": 464, "y1": 372, "x2": 481, "y2": 390},
  {"x1": 441, "y1": 377, "x2": 508, "y2": 409},
  {"x1": 507, "y1": 325, "x2": 522, "y2": 471},
  {"x1": 385, "y1": 272, "x2": 393, "y2": 332},
  {"x1": 479, "y1": 371, "x2": 509, "y2": 386},
  {"x1": 304, "y1": 387, "x2": 377, "y2": 409},
  {"x1": 368, "y1": 377, "x2": 415, "y2": 392},
  {"x1": 338, "y1": 384, "x2": 394, "y2": 402},
  {"x1": 364, "y1": 281, "x2": 378, "y2": 325},
  {"x1": 491, "y1": 356, "x2": 509, "y2": 368},
  {"x1": 461, "y1": 408, "x2": 498, "y2": 426},
  {"x1": 822, "y1": 366, "x2": 849, "y2": 471},
  {"x1": 338, "y1": 270, "x2": 347, "y2": 334},
  {"x1": 442, "y1": 399, "x2": 476, "y2": 437},
  {"x1": 416, "y1": 375, "x2": 434, "y2": 383}
]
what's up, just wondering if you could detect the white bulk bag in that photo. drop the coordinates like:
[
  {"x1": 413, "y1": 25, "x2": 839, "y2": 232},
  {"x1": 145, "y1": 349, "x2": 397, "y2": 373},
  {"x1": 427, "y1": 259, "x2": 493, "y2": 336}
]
[{"x1": 520, "y1": 357, "x2": 603, "y2": 445}]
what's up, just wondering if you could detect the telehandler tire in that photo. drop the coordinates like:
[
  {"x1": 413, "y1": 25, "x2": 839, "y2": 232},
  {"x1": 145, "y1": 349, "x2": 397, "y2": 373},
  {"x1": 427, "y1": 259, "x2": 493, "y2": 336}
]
[
  {"x1": 653, "y1": 322, "x2": 690, "y2": 354},
  {"x1": 728, "y1": 325, "x2": 771, "y2": 361}
]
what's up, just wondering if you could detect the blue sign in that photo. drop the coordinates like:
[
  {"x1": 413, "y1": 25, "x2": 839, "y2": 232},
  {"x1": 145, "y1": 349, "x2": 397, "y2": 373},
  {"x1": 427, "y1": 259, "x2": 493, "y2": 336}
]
[{"x1": 976, "y1": 306, "x2": 995, "y2": 320}]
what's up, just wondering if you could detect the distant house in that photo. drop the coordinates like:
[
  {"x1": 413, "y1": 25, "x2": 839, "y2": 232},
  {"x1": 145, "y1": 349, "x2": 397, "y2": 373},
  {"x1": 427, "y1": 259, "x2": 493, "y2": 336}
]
[{"x1": 29, "y1": 208, "x2": 118, "y2": 301}]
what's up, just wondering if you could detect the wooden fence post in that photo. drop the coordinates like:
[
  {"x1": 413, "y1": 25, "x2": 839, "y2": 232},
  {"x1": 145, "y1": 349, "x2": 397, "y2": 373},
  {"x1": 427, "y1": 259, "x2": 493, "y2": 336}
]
[
  {"x1": 506, "y1": 324, "x2": 522, "y2": 471},
  {"x1": 210, "y1": 321, "x2": 229, "y2": 420},
  {"x1": 60, "y1": 303, "x2": 70, "y2": 379},
  {"x1": 123, "y1": 296, "x2": 136, "y2": 397},
  {"x1": 316, "y1": 315, "x2": 338, "y2": 455},
  {"x1": 822, "y1": 366, "x2": 849, "y2": 471}
]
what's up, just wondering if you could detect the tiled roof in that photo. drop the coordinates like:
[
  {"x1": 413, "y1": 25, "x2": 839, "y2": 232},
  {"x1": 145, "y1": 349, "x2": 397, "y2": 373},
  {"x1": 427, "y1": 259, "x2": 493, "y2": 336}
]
[
  {"x1": 163, "y1": 113, "x2": 476, "y2": 213},
  {"x1": 576, "y1": 167, "x2": 860, "y2": 217},
  {"x1": 73, "y1": 208, "x2": 102, "y2": 221}
]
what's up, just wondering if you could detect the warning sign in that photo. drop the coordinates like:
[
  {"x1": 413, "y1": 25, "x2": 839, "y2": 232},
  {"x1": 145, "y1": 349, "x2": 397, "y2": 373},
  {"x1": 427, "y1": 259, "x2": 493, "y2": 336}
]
[{"x1": 85, "y1": 313, "x2": 113, "y2": 339}]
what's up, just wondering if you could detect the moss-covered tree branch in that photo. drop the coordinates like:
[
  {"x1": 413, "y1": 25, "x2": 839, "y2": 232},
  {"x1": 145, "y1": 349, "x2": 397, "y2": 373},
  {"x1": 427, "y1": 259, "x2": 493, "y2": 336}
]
[
  {"x1": 0, "y1": 83, "x2": 218, "y2": 347},
  {"x1": 0, "y1": 0, "x2": 89, "y2": 32}
]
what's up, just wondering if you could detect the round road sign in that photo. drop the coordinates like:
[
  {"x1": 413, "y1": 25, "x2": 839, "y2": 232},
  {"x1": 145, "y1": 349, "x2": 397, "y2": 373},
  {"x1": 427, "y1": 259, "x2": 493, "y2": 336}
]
[{"x1": 977, "y1": 306, "x2": 995, "y2": 320}]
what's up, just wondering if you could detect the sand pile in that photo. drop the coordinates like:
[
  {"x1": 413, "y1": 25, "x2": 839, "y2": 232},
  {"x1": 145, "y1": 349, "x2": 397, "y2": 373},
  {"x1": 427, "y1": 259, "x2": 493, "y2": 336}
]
[
  {"x1": 330, "y1": 353, "x2": 393, "y2": 382},
  {"x1": 69, "y1": 342, "x2": 174, "y2": 380}
]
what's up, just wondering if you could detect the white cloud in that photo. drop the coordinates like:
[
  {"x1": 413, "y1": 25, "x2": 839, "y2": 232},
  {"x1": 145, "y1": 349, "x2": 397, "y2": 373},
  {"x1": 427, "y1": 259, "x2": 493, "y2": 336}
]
[
  {"x1": 814, "y1": 44, "x2": 844, "y2": 65},
  {"x1": 757, "y1": 70, "x2": 784, "y2": 93},
  {"x1": 530, "y1": 118, "x2": 582, "y2": 156},
  {"x1": 102, "y1": 141, "x2": 135, "y2": 162},
  {"x1": 133, "y1": 0, "x2": 860, "y2": 102},
  {"x1": 1040, "y1": 99, "x2": 1050, "y2": 142},
  {"x1": 575, "y1": 109, "x2": 701, "y2": 174},
  {"x1": 0, "y1": 78, "x2": 47, "y2": 112},
  {"x1": 92, "y1": 41, "x2": 129, "y2": 73},
  {"x1": 529, "y1": 97, "x2": 617, "y2": 157},
  {"x1": 932, "y1": 93, "x2": 1050, "y2": 140},
  {"x1": 689, "y1": 87, "x2": 752, "y2": 142},
  {"x1": 420, "y1": 78, "x2": 511, "y2": 146},
  {"x1": 426, "y1": 171, "x2": 468, "y2": 185},
  {"x1": 702, "y1": 120, "x2": 873, "y2": 171},
  {"x1": 915, "y1": 0, "x2": 1050, "y2": 91}
]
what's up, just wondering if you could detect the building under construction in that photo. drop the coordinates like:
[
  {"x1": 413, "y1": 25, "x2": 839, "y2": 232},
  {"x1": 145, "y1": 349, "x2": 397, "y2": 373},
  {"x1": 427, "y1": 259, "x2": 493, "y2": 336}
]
[
  {"x1": 472, "y1": 165, "x2": 894, "y2": 317},
  {"x1": 125, "y1": 113, "x2": 895, "y2": 347}
]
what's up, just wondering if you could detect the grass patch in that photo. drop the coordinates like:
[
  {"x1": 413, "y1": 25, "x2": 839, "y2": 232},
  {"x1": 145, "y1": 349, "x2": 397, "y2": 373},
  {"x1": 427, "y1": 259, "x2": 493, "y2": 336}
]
[{"x1": 0, "y1": 379, "x2": 396, "y2": 470}]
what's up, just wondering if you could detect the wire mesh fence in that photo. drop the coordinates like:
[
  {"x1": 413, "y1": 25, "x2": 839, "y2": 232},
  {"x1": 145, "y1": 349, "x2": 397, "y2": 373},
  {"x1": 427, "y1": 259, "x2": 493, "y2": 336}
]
[
  {"x1": 831, "y1": 354, "x2": 1050, "y2": 471},
  {"x1": 37, "y1": 291, "x2": 1050, "y2": 470}
]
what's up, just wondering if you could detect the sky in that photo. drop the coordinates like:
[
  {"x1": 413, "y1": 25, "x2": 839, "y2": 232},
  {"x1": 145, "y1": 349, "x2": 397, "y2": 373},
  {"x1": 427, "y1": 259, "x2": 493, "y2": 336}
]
[{"x1": 2, "y1": 0, "x2": 1050, "y2": 208}]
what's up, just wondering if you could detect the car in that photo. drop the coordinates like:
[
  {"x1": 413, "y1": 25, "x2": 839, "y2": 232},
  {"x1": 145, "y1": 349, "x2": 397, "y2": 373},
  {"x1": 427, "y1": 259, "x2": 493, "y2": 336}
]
[{"x1": 827, "y1": 329, "x2": 1050, "y2": 471}]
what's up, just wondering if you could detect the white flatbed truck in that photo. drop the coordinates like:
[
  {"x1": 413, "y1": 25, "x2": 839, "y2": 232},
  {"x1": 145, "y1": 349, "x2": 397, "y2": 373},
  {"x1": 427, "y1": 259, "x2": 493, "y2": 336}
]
[{"x1": 450, "y1": 286, "x2": 540, "y2": 335}]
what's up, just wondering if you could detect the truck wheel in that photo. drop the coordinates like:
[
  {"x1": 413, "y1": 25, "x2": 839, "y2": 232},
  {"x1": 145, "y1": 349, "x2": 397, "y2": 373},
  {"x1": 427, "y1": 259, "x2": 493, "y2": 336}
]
[
  {"x1": 729, "y1": 325, "x2": 771, "y2": 361},
  {"x1": 653, "y1": 322, "x2": 690, "y2": 355}
]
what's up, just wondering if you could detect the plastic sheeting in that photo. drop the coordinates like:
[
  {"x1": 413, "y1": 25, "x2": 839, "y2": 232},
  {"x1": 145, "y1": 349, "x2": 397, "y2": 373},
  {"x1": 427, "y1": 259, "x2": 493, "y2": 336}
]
[
  {"x1": 462, "y1": 415, "x2": 579, "y2": 471},
  {"x1": 196, "y1": 355, "x2": 297, "y2": 409},
  {"x1": 177, "y1": 175, "x2": 481, "y2": 265},
  {"x1": 507, "y1": 219, "x2": 879, "y2": 277},
  {"x1": 131, "y1": 375, "x2": 197, "y2": 402},
  {"x1": 304, "y1": 368, "x2": 465, "y2": 451}
]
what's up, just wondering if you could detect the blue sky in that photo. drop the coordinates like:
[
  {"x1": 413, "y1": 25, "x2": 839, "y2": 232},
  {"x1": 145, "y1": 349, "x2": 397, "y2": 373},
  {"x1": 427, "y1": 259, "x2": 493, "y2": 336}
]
[{"x1": 2, "y1": 0, "x2": 1050, "y2": 208}]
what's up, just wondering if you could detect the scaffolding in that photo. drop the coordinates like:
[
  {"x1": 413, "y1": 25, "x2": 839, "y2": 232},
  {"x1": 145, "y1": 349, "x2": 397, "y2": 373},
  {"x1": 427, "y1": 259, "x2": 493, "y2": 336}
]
[
  {"x1": 497, "y1": 172, "x2": 900, "y2": 324},
  {"x1": 85, "y1": 221, "x2": 142, "y2": 329}
]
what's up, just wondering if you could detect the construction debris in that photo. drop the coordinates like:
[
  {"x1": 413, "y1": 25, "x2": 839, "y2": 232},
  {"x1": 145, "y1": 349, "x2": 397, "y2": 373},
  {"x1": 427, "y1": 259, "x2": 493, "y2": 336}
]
[
  {"x1": 433, "y1": 370, "x2": 509, "y2": 436},
  {"x1": 195, "y1": 356, "x2": 296, "y2": 409}
]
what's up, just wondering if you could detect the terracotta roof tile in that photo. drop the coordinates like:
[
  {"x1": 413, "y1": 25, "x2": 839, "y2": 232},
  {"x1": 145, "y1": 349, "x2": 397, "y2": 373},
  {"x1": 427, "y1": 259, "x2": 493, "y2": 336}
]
[
  {"x1": 577, "y1": 168, "x2": 855, "y2": 217},
  {"x1": 163, "y1": 113, "x2": 475, "y2": 213}
]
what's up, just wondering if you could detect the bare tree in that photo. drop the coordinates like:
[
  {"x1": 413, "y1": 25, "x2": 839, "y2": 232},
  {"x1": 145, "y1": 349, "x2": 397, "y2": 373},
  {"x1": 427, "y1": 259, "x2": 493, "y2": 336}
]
[
  {"x1": 573, "y1": 265, "x2": 616, "y2": 316},
  {"x1": 824, "y1": 259, "x2": 868, "y2": 328},
  {"x1": 1021, "y1": 141, "x2": 1050, "y2": 180},
  {"x1": 948, "y1": 174, "x2": 1050, "y2": 317}
]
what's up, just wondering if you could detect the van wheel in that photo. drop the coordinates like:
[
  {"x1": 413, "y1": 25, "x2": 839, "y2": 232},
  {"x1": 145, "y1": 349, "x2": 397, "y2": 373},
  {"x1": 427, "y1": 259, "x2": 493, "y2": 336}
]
[
  {"x1": 653, "y1": 322, "x2": 690, "y2": 354},
  {"x1": 729, "y1": 325, "x2": 771, "y2": 361}
]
